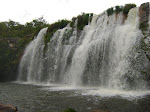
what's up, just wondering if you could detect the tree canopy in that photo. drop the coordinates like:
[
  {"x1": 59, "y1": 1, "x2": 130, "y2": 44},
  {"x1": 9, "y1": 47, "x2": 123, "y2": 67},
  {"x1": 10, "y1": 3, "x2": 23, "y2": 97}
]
[{"x1": 106, "y1": 4, "x2": 136, "y2": 16}]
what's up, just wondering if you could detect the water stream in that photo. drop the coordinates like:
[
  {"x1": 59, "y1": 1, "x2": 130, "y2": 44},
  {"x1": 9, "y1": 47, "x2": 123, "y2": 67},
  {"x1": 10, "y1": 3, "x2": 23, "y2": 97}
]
[{"x1": 16, "y1": 5, "x2": 150, "y2": 112}]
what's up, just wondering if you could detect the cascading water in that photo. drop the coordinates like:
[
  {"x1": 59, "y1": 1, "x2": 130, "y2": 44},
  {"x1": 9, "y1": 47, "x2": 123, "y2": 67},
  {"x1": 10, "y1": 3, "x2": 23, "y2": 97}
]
[
  {"x1": 67, "y1": 7, "x2": 148, "y2": 90},
  {"x1": 18, "y1": 28, "x2": 48, "y2": 83},
  {"x1": 18, "y1": 6, "x2": 150, "y2": 91}
]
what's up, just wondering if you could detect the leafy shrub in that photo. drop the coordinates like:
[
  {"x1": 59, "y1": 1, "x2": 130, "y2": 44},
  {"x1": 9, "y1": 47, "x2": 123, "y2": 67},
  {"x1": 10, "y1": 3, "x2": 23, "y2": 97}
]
[
  {"x1": 106, "y1": 7, "x2": 114, "y2": 16},
  {"x1": 70, "y1": 17, "x2": 77, "y2": 27},
  {"x1": 106, "y1": 4, "x2": 136, "y2": 16},
  {"x1": 115, "y1": 5, "x2": 123, "y2": 13},
  {"x1": 70, "y1": 13, "x2": 93, "y2": 30},
  {"x1": 123, "y1": 4, "x2": 136, "y2": 15},
  {"x1": 44, "y1": 19, "x2": 70, "y2": 44},
  {"x1": 45, "y1": 13, "x2": 93, "y2": 45},
  {"x1": 64, "y1": 108, "x2": 76, "y2": 112},
  {"x1": 139, "y1": 22, "x2": 149, "y2": 32},
  {"x1": 0, "y1": 17, "x2": 50, "y2": 82},
  {"x1": 77, "y1": 13, "x2": 90, "y2": 30}
]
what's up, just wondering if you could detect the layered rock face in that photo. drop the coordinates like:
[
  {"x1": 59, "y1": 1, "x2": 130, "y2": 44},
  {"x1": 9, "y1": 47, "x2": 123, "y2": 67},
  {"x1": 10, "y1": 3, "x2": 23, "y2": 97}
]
[
  {"x1": 139, "y1": 2, "x2": 149, "y2": 27},
  {"x1": 0, "y1": 104, "x2": 18, "y2": 112},
  {"x1": 139, "y1": 3, "x2": 150, "y2": 59},
  {"x1": 139, "y1": 3, "x2": 150, "y2": 87}
]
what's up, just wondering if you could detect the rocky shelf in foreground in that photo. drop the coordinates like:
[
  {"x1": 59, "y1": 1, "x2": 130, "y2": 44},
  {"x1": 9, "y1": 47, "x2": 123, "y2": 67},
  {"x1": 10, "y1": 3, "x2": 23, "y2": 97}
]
[{"x1": 0, "y1": 104, "x2": 18, "y2": 112}]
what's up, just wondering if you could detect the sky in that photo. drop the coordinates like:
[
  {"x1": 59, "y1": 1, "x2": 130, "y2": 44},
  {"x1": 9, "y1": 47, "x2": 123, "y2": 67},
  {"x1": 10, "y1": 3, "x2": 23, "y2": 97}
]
[{"x1": 0, "y1": 0, "x2": 149, "y2": 24}]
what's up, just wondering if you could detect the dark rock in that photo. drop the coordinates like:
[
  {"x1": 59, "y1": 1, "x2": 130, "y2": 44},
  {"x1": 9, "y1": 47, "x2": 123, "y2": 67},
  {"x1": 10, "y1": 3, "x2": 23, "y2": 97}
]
[
  {"x1": 122, "y1": 14, "x2": 127, "y2": 24},
  {"x1": 0, "y1": 104, "x2": 18, "y2": 112},
  {"x1": 139, "y1": 2, "x2": 149, "y2": 30}
]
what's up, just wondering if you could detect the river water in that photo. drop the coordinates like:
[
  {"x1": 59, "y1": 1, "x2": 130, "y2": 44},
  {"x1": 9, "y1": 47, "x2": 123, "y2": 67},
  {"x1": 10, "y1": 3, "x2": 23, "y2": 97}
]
[{"x1": 0, "y1": 82, "x2": 150, "y2": 112}]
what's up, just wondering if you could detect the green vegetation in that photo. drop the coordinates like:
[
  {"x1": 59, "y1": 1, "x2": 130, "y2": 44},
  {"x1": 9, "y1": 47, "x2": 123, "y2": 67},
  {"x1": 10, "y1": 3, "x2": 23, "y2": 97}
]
[
  {"x1": 71, "y1": 13, "x2": 93, "y2": 30},
  {"x1": 44, "y1": 13, "x2": 93, "y2": 46},
  {"x1": 115, "y1": 5, "x2": 123, "y2": 14},
  {"x1": 123, "y1": 4, "x2": 136, "y2": 15},
  {"x1": 44, "y1": 19, "x2": 70, "y2": 44},
  {"x1": 64, "y1": 108, "x2": 76, "y2": 112},
  {"x1": 106, "y1": 7, "x2": 114, "y2": 16},
  {"x1": 0, "y1": 41, "x2": 18, "y2": 81},
  {"x1": 106, "y1": 4, "x2": 136, "y2": 16},
  {"x1": 0, "y1": 17, "x2": 49, "y2": 82},
  {"x1": 139, "y1": 22, "x2": 149, "y2": 32},
  {"x1": 77, "y1": 13, "x2": 93, "y2": 30},
  {"x1": 0, "y1": 17, "x2": 48, "y2": 39}
]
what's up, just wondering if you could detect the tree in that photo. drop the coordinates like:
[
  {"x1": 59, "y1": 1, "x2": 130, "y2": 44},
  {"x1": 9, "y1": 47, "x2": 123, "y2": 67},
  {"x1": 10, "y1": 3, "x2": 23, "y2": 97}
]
[
  {"x1": 6, "y1": 20, "x2": 20, "y2": 28},
  {"x1": 123, "y1": 4, "x2": 136, "y2": 15},
  {"x1": 115, "y1": 5, "x2": 123, "y2": 13},
  {"x1": 107, "y1": 7, "x2": 114, "y2": 16},
  {"x1": 32, "y1": 16, "x2": 48, "y2": 28}
]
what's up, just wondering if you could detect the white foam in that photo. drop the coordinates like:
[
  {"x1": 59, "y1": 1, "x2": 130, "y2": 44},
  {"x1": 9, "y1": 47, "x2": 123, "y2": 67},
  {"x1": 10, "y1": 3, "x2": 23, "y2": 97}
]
[
  {"x1": 40, "y1": 84, "x2": 150, "y2": 99},
  {"x1": 14, "y1": 81, "x2": 150, "y2": 100},
  {"x1": 82, "y1": 88, "x2": 150, "y2": 99},
  {"x1": 14, "y1": 81, "x2": 58, "y2": 87}
]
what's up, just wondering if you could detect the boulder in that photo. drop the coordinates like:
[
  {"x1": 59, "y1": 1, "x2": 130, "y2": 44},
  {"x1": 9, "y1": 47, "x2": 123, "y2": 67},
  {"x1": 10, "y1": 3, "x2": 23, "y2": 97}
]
[{"x1": 0, "y1": 104, "x2": 18, "y2": 112}]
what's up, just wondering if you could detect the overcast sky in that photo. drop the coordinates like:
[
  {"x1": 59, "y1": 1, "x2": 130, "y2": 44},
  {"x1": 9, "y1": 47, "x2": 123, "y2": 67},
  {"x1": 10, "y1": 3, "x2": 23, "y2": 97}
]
[{"x1": 0, "y1": 0, "x2": 149, "y2": 24}]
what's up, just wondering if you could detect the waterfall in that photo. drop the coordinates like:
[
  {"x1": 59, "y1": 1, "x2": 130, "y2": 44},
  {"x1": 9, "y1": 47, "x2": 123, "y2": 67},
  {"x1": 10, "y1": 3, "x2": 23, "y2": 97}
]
[
  {"x1": 18, "y1": 6, "x2": 150, "y2": 90},
  {"x1": 18, "y1": 27, "x2": 48, "y2": 83},
  {"x1": 66, "y1": 8, "x2": 147, "y2": 90}
]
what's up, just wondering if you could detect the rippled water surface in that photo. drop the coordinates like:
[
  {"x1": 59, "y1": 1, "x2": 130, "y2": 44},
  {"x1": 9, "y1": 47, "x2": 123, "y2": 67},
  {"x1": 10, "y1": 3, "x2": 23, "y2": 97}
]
[{"x1": 0, "y1": 82, "x2": 150, "y2": 112}]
